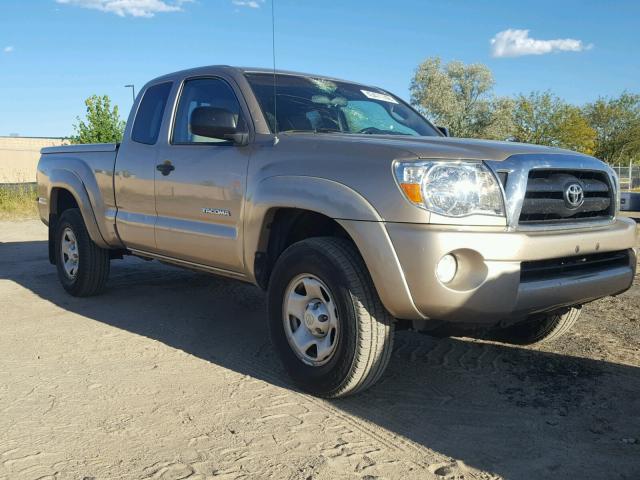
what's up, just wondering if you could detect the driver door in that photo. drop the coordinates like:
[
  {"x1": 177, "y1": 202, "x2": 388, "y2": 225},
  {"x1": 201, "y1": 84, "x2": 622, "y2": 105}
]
[{"x1": 153, "y1": 77, "x2": 251, "y2": 273}]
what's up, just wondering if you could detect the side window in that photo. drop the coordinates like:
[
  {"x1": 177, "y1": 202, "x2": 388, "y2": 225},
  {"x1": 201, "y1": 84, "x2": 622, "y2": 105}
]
[
  {"x1": 173, "y1": 78, "x2": 245, "y2": 144},
  {"x1": 131, "y1": 82, "x2": 172, "y2": 145}
]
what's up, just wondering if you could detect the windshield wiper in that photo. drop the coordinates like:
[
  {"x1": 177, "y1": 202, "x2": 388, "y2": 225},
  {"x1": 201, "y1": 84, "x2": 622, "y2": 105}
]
[
  {"x1": 361, "y1": 129, "x2": 408, "y2": 136},
  {"x1": 313, "y1": 128, "x2": 343, "y2": 133},
  {"x1": 281, "y1": 128, "x2": 344, "y2": 134}
]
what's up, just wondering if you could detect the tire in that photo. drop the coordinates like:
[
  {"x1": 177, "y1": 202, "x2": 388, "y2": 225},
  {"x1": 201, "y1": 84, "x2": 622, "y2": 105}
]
[
  {"x1": 54, "y1": 208, "x2": 110, "y2": 297},
  {"x1": 487, "y1": 308, "x2": 581, "y2": 345},
  {"x1": 267, "y1": 237, "x2": 395, "y2": 398}
]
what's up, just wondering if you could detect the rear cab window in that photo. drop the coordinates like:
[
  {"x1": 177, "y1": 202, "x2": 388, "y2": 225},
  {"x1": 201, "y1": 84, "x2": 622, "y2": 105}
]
[{"x1": 131, "y1": 82, "x2": 173, "y2": 145}]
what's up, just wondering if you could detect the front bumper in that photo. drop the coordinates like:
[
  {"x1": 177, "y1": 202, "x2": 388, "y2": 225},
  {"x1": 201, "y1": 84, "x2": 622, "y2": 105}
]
[{"x1": 385, "y1": 218, "x2": 637, "y2": 324}]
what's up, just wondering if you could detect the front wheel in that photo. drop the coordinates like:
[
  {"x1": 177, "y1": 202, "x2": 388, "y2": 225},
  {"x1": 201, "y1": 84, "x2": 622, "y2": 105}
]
[
  {"x1": 486, "y1": 308, "x2": 581, "y2": 345},
  {"x1": 267, "y1": 237, "x2": 394, "y2": 398}
]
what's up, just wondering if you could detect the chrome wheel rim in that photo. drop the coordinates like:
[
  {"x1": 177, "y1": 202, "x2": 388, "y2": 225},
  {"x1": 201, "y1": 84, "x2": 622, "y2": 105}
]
[
  {"x1": 61, "y1": 227, "x2": 79, "y2": 279},
  {"x1": 282, "y1": 273, "x2": 339, "y2": 366}
]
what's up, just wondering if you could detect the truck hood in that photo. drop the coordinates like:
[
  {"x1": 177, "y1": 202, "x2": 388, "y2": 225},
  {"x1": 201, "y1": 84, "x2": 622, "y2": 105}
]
[
  {"x1": 258, "y1": 132, "x2": 607, "y2": 225},
  {"x1": 375, "y1": 135, "x2": 579, "y2": 161},
  {"x1": 282, "y1": 133, "x2": 587, "y2": 162}
]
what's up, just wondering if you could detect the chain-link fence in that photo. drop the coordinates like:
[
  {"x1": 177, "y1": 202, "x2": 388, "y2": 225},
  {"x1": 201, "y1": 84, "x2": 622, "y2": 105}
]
[{"x1": 612, "y1": 163, "x2": 640, "y2": 191}]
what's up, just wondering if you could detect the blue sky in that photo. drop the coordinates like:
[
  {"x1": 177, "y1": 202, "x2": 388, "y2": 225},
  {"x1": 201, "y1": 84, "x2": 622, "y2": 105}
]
[{"x1": 1, "y1": 0, "x2": 639, "y2": 137}]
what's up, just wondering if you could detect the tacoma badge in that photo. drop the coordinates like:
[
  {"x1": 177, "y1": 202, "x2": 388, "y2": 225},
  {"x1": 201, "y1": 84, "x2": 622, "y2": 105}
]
[{"x1": 202, "y1": 208, "x2": 231, "y2": 216}]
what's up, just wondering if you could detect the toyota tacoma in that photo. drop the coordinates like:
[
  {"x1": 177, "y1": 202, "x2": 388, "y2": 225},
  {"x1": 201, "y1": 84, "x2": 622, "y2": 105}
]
[{"x1": 37, "y1": 66, "x2": 638, "y2": 397}]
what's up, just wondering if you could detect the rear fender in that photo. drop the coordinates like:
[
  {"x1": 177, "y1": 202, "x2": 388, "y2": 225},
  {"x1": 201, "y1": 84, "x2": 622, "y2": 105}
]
[{"x1": 48, "y1": 169, "x2": 109, "y2": 249}]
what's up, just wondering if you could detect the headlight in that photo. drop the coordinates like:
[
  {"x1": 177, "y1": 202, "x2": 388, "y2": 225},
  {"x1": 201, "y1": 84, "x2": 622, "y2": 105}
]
[{"x1": 394, "y1": 160, "x2": 505, "y2": 217}]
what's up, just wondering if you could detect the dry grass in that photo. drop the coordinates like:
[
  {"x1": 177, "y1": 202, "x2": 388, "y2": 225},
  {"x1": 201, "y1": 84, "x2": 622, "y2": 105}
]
[{"x1": 0, "y1": 184, "x2": 38, "y2": 219}]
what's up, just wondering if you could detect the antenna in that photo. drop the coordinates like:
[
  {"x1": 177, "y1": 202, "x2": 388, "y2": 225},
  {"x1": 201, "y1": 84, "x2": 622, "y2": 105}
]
[{"x1": 271, "y1": 0, "x2": 278, "y2": 143}]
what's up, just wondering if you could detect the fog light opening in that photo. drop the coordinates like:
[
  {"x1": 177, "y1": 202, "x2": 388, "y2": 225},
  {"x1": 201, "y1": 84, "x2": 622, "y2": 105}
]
[{"x1": 436, "y1": 254, "x2": 458, "y2": 284}]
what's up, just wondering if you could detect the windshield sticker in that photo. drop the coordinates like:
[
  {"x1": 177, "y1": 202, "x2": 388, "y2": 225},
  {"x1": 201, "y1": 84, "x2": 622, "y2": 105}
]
[{"x1": 361, "y1": 90, "x2": 398, "y2": 104}]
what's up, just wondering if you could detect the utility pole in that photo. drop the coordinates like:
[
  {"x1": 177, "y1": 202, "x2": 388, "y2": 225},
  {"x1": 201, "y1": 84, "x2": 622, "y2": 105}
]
[{"x1": 124, "y1": 84, "x2": 136, "y2": 103}]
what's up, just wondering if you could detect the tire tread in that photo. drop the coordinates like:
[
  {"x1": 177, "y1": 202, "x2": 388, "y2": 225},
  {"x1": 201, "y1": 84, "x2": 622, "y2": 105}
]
[
  {"x1": 305, "y1": 238, "x2": 394, "y2": 397},
  {"x1": 269, "y1": 236, "x2": 395, "y2": 398},
  {"x1": 489, "y1": 308, "x2": 581, "y2": 345}
]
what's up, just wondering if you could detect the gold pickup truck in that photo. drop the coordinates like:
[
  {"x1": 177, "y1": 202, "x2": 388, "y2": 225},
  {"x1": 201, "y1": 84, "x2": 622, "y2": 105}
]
[{"x1": 37, "y1": 66, "x2": 637, "y2": 397}]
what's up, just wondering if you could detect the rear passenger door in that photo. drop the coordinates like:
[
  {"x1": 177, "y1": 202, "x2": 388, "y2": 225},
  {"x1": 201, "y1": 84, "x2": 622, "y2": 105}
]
[
  {"x1": 114, "y1": 82, "x2": 172, "y2": 251},
  {"x1": 153, "y1": 76, "x2": 252, "y2": 273}
]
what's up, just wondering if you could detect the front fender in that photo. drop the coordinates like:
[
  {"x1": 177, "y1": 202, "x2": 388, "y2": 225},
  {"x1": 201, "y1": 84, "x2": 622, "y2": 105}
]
[
  {"x1": 244, "y1": 175, "x2": 423, "y2": 319},
  {"x1": 249, "y1": 175, "x2": 383, "y2": 221},
  {"x1": 244, "y1": 176, "x2": 383, "y2": 265}
]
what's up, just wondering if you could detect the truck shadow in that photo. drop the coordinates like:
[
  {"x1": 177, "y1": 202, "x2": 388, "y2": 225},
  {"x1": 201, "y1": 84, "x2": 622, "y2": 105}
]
[{"x1": 2, "y1": 239, "x2": 639, "y2": 479}]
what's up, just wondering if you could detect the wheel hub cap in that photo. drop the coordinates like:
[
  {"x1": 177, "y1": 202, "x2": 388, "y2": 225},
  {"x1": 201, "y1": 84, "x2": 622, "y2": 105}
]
[
  {"x1": 303, "y1": 300, "x2": 330, "y2": 336},
  {"x1": 61, "y1": 227, "x2": 79, "y2": 279},
  {"x1": 283, "y1": 274, "x2": 339, "y2": 366}
]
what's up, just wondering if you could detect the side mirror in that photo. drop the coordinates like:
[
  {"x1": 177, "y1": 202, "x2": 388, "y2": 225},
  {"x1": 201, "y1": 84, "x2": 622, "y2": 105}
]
[
  {"x1": 437, "y1": 126, "x2": 450, "y2": 137},
  {"x1": 190, "y1": 107, "x2": 248, "y2": 145}
]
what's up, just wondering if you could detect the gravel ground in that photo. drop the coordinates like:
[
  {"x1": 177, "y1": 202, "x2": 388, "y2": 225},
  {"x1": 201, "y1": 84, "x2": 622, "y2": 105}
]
[{"x1": 1, "y1": 220, "x2": 638, "y2": 480}]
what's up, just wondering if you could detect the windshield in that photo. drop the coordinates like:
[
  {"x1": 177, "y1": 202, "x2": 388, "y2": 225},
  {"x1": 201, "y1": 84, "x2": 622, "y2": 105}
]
[{"x1": 245, "y1": 73, "x2": 440, "y2": 137}]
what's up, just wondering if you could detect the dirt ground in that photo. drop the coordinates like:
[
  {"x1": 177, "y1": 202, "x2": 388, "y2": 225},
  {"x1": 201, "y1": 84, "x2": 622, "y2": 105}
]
[{"x1": 1, "y1": 220, "x2": 638, "y2": 480}]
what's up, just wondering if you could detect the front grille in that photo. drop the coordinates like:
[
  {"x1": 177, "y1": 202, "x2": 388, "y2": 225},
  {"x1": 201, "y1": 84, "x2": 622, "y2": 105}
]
[
  {"x1": 518, "y1": 169, "x2": 614, "y2": 225},
  {"x1": 520, "y1": 250, "x2": 630, "y2": 282}
]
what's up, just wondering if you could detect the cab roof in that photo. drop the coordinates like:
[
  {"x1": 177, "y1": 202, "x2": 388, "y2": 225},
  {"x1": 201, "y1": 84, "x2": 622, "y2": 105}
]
[{"x1": 146, "y1": 65, "x2": 373, "y2": 90}]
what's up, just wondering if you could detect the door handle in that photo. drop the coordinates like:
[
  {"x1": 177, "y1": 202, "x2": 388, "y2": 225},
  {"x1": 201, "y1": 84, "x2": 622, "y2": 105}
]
[{"x1": 156, "y1": 161, "x2": 175, "y2": 176}]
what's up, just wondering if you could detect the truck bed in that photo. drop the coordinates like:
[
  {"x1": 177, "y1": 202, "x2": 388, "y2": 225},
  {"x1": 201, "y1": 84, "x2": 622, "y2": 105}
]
[{"x1": 37, "y1": 142, "x2": 121, "y2": 247}]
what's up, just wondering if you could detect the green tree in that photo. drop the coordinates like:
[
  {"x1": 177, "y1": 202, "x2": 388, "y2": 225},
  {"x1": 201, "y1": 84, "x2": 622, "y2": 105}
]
[
  {"x1": 511, "y1": 92, "x2": 596, "y2": 154},
  {"x1": 553, "y1": 106, "x2": 597, "y2": 155},
  {"x1": 409, "y1": 56, "x2": 638, "y2": 160},
  {"x1": 410, "y1": 56, "x2": 513, "y2": 139},
  {"x1": 512, "y1": 91, "x2": 562, "y2": 145},
  {"x1": 483, "y1": 96, "x2": 516, "y2": 141},
  {"x1": 583, "y1": 93, "x2": 640, "y2": 164},
  {"x1": 72, "y1": 95, "x2": 125, "y2": 144}
]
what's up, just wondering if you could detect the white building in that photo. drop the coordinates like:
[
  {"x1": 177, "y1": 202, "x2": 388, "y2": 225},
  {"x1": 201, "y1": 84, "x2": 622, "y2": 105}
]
[{"x1": 0, "y1": 136, "x2": 69, "y2": 183}]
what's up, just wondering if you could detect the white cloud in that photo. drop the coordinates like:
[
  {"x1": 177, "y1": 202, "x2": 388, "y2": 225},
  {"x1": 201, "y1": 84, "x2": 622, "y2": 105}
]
[
  {"x1": 232, "y1": 0, "x2": 263, "y2": 8},
  {"x1": 490, "y1": 29, "x2": 592, "y2": 58},
  {"x1": 3, "y1": 46, "x2": 14, "y2": 53},
  {"x1": 55, "y1": 0, "x2": 191, "y2": 17}
]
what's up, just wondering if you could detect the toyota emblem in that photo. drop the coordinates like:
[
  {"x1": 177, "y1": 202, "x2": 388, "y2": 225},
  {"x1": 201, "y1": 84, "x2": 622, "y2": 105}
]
[{"x1": 564, "y1": 183, "x2": 584, "y2": 209}]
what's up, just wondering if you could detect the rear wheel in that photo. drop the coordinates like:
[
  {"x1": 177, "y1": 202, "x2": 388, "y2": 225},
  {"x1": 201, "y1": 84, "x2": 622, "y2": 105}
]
[
  {"x1": 267, "y1": 237, "x2": 395, "y2": 398},
  {"x1": 55, "y1": 208, "x2": 110, "y2": 297},
  {"x1": 487, "y1": 308, "x2": 581, "y2": 345}
]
